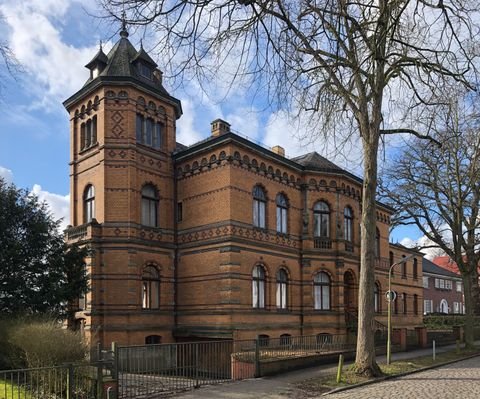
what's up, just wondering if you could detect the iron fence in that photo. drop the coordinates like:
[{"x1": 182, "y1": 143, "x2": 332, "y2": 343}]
[
  {"x1": 0, "y1": 363, "x2": 99, "y2": 399},
  {"x1": 116, "y1": 340, "x2": 233, "y2": 398},
  {"x1": 114, "y1": 333, "x2": 359, "y2": 397}
]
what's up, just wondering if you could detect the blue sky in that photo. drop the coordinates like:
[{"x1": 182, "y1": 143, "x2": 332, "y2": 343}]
[{"x1": 0, "y1": 0, "x2": 423, "y2": 246}]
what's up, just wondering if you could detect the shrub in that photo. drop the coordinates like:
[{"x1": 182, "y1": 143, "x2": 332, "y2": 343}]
[{"x1": 8, "y1": 320, "x2": 88, "y2": 368}]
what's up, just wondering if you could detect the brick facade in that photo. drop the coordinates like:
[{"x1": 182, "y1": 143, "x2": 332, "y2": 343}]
[
  {"x1": 64, "y1": 33, "x2": 424, "y2": 347},
  {"x1": 423, "y1": 258, "x2": 464, "y2": 315}
]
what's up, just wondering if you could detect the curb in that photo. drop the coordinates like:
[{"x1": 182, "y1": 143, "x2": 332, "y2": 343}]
[{"x1": 322, "y1": 352, "x2": 480, "y2": 396}]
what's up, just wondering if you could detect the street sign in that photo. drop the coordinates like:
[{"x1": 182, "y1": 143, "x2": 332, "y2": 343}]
[{"x1": 385, "y1": 290, "x2": 397, "y2": 302}]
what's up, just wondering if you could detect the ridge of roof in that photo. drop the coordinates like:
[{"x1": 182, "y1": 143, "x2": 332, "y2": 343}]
[
  {"x1": 85, "y1": 48, "x2": 108, "y2": 69},
  {"x1": 423, "y1": 258, "x2": 460, "y2": 278},
  {"x1": 131, "y1": 45, "x2": 158, "y2": 67},
  {"x1": 291, "y1": 151, "x2": 343, "y2": 171}
]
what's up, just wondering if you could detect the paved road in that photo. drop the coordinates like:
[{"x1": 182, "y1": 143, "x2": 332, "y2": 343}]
[
  {"x1": 175, "y1": 345, "x2": 480, "y2": 399},
  {"x1": 329, "y1": 356, "x2": 480, "y2": 399}
]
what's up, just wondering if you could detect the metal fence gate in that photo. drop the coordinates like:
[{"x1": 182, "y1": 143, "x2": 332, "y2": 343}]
[{"x1": 115, "y1": 340, "x2": 234, "y2": 398}]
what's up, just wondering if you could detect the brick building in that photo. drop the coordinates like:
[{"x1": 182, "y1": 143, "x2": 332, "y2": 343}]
[
  {"x1": 64, "y1": 29, "x2": 424, "y2": 347},
  {"x1": 423, "y1": 258, "x2": 464, "y2": 315}
]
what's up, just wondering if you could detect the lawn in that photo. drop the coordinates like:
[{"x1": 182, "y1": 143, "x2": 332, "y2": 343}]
[{"x1": 296, "y1": 347, "x2": 480, "y2": 394}]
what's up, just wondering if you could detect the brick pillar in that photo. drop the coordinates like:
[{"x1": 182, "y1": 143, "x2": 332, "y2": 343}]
[
  {"x1": 453, "y1": 326, "x2": 464, "y2": 342},
  {"x1": 415, "y1": 327, "x2": 428, "y2": 348},
  {"x1": 393, "y1": 328, "x2": 407, "y2": 351}
]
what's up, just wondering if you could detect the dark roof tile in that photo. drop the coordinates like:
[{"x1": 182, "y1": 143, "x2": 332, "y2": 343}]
[{"x1": 292, "y1": 151, "x2": 343, "y2": 171}]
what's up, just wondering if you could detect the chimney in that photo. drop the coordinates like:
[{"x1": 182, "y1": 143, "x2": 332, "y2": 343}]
[
  {"x1": 272, "y1": 145, "x2": 285, "y2": 157},
  {"x1": 211, "y1": 119, "x2": 231, "y2": 137},
  {"x1": 153, "y1": 69, "x2": 163, "y2": 84}
]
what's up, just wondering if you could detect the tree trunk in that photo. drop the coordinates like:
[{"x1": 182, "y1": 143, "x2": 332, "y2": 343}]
[
  {"x1": 354, "y1": 130, "x2": 381, "y2": 377},
  {"x1": 462, "y1": 267, "x2": 480, "y2": 348}
]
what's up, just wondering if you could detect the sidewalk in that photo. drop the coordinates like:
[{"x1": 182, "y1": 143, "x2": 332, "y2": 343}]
[{"x1": 175, "y1": 342, "x2": 480, "y2": 398}]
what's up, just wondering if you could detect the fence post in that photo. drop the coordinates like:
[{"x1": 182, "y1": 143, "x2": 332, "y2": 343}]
[
  {"x1": 97, "y1": 362, "x2": 104, "y2": 399},
  {"x1": 112, "y1": 342, "x2": 119, "y2": 399},
  {"x1": 67, "y1": 363, "x2": 74, "y2": 399},
  {"x1": 254, "y1": 338, "x2": 261, "y2": 378},
  {"x1": 195, "y1": 343, "x2": 200, "y2": 388}
]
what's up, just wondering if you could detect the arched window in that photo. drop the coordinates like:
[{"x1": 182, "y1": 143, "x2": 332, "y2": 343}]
[
  {"x1": 276, "y1": 269, "x2": 288, "y2": 309},
  {"x1": 413, "y1": 294, "x2": 418, "y2": 315},
  {"x1": 402, "y1": 255, "x2": 407, "y2": 278},
  {"x1": 141, "y1": 185, "x2": 159, "y2": 227},
  {"x1": 313, "y1": 201, "x2": 330, "y2": 237},
  {"x1": 145, "y1": 335, "x2": 161, "y2": 345},
  {"x1": 344, "y1": 207, "x2": 353, "y2": 242},
  {"x1": 252, "y1": 265, "x2": 266, "y2": 308},
  {"x1": 258, "y1": 334, "x2": 270, "y2": 347},
  {"x1": 374, "y1": 282, "x2": 380, "y2": 313},
  {"x1": 314, "y1": 272, "x2": 331, "y2": 310},
  {"x1": 276, "y1": 194, "x2": 288, "y2": 234},
  {"x1": 413, "y1": 258, "x2": 418, "y2": 280},
  {"x1": 280, "y1": 334, "x2": 292, "y2": 346},
  {"x1": 84, "y1": 185, "x2": 95, "y2": 223},
  {"x1": 253, "y1": 185, "x2": 266, "y2": 228},
  {"x1": 142, "y1": 266, "x2": 160, "y2": 309},
  {"x1": 317, "y1": 333, "x2": 333, "y2": 346},
  {"x1": 375, "y1": 228, "x2": 381, "y2": 258},
  {"x1": 389, "y1": 251, "x2": 395, "y2": 276}
]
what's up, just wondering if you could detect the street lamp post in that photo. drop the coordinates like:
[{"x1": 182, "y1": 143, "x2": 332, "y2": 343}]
[{"x1": 386, "y1": 253, "x2": 416, "y2": 365}]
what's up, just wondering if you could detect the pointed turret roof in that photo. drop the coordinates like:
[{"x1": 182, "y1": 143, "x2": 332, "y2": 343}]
[
  {"x1": 85, "y1": 46, "x2": 108, "y2": 69},
  {"x1": 64, "y1": 27, "x2": 182, "y2": 118},
  {"x1": 131, "y1": 42, "x2": 158, "y2": 66}
]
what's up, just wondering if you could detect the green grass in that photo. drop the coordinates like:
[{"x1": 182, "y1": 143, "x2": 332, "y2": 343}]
[
  {"x1": 296, "y1": 347, "x2": 480, "y2": 394},
  {"x1": 0, "y1": 380, "x2": 33, "y2": 399}
]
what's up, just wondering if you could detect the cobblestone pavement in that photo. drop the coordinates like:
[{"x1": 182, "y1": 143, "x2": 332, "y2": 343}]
[{"x1": 328, "y1": 356, "x2": 480, "y2": 399}]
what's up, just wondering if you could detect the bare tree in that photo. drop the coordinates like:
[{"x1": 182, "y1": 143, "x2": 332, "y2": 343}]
[
  {"x1": 0, "y1": 12, "x2": 21, "y2": 96},
  {"x1": 100, "y1": 0, "x2": 479, "y2": 376},
  {"x1": 381, "y1": 88, "x2": 480, "y2": 348}
]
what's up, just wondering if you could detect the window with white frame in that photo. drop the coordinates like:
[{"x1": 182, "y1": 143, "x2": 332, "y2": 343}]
[
  {"x1": 344, "y1": 207, "x2": 353, "y2": 242},
  {"x1": 136, "y1": 114, "x2": 162, "y2": 149},
  {"x1": 445, "y1": 280, "x2": 452, "y2": 290},
  {"x1": 142, "y1": 266, "x2": 160, "y2": 309},
  {"x1": 141, "y1": 185, "x2": 159, "y2": 227},
  {"x1": 83, "y1": 185, "x2": 95, "y2": 223},
  {"x1": 314, "y1": 272, "x2": 331, "y2": 310},
  {"x1": 456, "y1": 281, "x2": 462, "y2": 292},
  {"x1": 276, "y1": 194, "x2": 288, "y2": 234},
  {"x1": 252, "y1": 185, "x2": 266, "y2": 229},
  {"x1": 252, "y1": 265, "x2": 266, "y2": 308},
  {"x1": 313, "y1": 201, "x2": 330, "y2": 237},
  {"x1": 276, "y1": 269, "x2": 288, "y2": 309},
  {"x1": 423, "y1": 276, "x2": 429, "y2": 288},
  {"x1": 453, "y1": 302, "x2": 461, "y2": 314},
  {"x1": 424, "y1": 299, "x2": 433, "y2": 314}
]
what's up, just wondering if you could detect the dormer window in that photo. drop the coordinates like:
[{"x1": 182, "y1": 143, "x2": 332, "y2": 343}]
[
  {"x1": 92, "y1": 67, "x2": 100, "y2": 79},
  {"x1": 139, "y1": 63, "x2": 152, "y2": 80}
]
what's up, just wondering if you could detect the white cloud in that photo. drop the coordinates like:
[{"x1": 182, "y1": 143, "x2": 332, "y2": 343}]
[
  {"x1": 176, "y1": 98, "x2": 206, "y2": 146},
  {"x1": 225, "y1": 107, "x2": 260, "y2": 139},
  {"x1": 0, "y1": 166, "x2": 13, "y2": 183},
  {"x1": 263, "y1": 110, "x2": 364, "y2": 175},
  {"x1": 0, "y1": 0, "x2": 102, "y2": 110},
  {"x1": 400, "y1": 236, "x2": 445, "y2": 260},
  {"x1": 31, "y1": 184, "x2": 70, "y2": 231}
]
